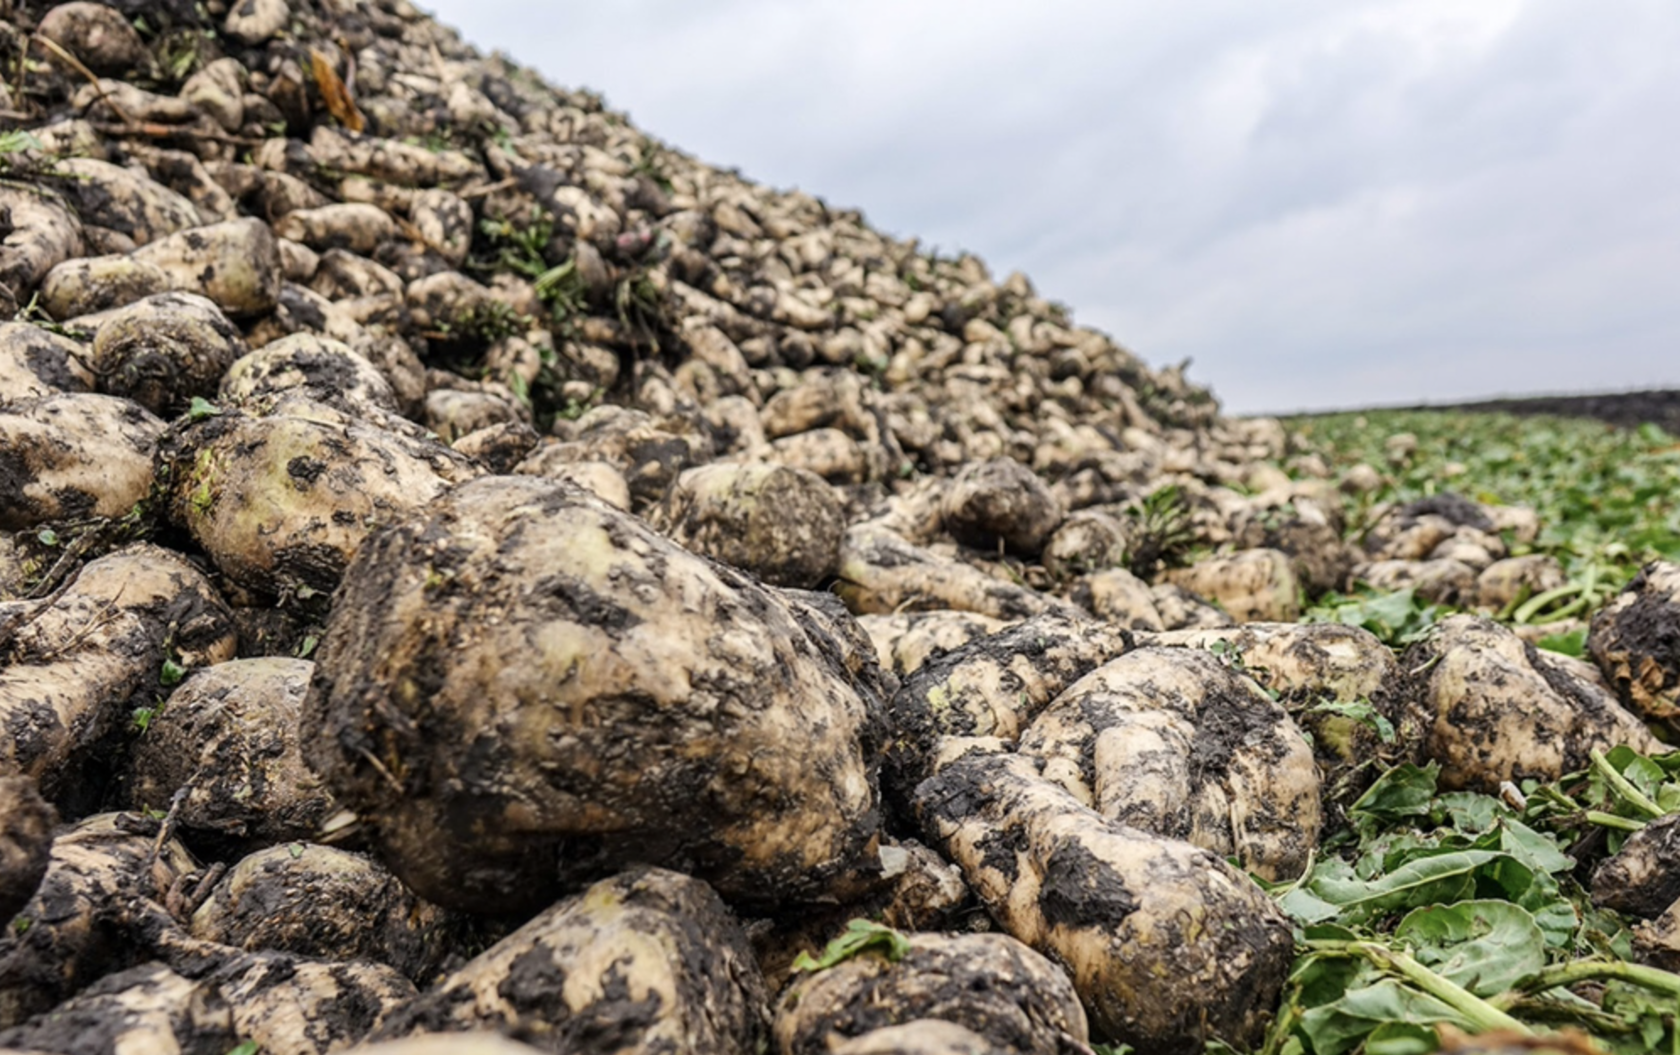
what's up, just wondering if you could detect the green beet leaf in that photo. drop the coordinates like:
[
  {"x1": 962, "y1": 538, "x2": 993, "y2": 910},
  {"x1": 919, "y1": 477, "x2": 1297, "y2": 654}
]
[
  {"x1": 1394, "y1": 900, "x2": 1545, "y2": 996},
  {"x1": 1298, "y1": 979, "x2": 1473, "y2": 1055},
  {"x1": 1308, "y1": 850, "x2": 1517, "y2": 922}
]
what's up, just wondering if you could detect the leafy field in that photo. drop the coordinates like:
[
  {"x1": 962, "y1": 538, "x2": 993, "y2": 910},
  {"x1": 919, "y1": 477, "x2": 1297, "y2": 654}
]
[
  {"x1": 1240, "y1": 411, "x2": 1680, "y2": 1055},
  {"x1": 1290, "y1": 410, "x2": 1680, "y2": 651}
]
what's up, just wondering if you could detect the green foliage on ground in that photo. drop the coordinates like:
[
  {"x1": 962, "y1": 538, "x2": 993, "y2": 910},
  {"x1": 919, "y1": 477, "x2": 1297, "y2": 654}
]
[
  {"x1": 1286, "y1": 411, "x2": 1680, "y2": 648},
  {"x1": 1248, "y1": 411, "x2": 1680, "y2": 1054},
  {"x1": 1292, "y1": 410, "x2": 1680, "y2": 581},
  {"x1": 1256, "y1": 753, "x2": 1679, "y2": 1055}
]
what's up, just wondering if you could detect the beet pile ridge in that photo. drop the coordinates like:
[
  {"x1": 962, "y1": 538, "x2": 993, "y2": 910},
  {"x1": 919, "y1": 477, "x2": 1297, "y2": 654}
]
[{"x1": 0, "y1": 2, "x2": 1676, "y2": 1053}]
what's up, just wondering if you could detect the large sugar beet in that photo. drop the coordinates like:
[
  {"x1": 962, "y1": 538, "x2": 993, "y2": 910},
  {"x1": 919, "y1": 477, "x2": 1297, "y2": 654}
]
[
  {"x1": 0, "y1": 392, "x2": 161, "y2": 530},
  {"x1": 1588, "y1": 560, "x2": 1680, "y2": 734},
  {"x1": 88, "y1": 292, "x2": 245, "y2": 417},
  {"x1": 658, "y1": 461, "x2": 845, "y2": 588},
  {"x1": 191, "y1": 843, "x2": 458, "y2": 982},
  {"x1": 371, "y1": 867, "x2": 768, "y2": 1054},
  {"x1": 0, "y1": 322, "x2": 95, "y2": 401},
  {"x1": 125, "y1": 658, "x2": 334, "y2": 849},
  {"x1": 882, "y1": 613, "x2": 1133, "y2": 816},
  {"x1": 913, "y1": 740, "x2": 1293, "y2": 1054},
  {"x1": 1150, "y1": 621, "x2": 1408, "y2": 810},
  {"x1": 304, "y1": 476, "x2": 888, "y2": 914},
  {"x1": 1400, "y1": 615, "x2": 1661, "y2": 790},
  {"x1": 0, "y1": 962, "x2": 238, "y2": 1055},
  {"x1": 0, "y1": 545, "x2": 236, "y2": 807},
  {"x1": 1018, "y1": 647, "x2": 1321, "y2": 881},
  {"x1": 0, "y1": 813, "x2": 197, "y2": 1026},
  {"x1": 158, "y1": 397, "x2": 480, "y2": 598},
  {"x1": 773, "y1": 931, "x2": 1087, "y2": 1055}
]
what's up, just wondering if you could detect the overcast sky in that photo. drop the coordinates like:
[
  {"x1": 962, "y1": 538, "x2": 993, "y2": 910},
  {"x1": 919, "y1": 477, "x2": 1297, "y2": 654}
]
[{"x1": 421, "y1": 1, "x2": 1680, "y2": 415}]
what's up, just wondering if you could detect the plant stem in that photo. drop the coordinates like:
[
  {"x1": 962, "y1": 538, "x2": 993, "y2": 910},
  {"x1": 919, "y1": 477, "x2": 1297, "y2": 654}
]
[
  {"x1": 1304, "y1": 940, "x2": 1533, "y2": 1035},
  {"x1": 1514, "y1": 583, "x2": 1583, "y2": 624},
  {"x1": 1584, "y1": 809, "x2": 1646, "y2": 832},
  {"x1": 1517, "y1": 959, "x2": 1680, "y2": 999},
  {"x1": 1589, "y1": 749, "x2": 1666, "y2": 819}
]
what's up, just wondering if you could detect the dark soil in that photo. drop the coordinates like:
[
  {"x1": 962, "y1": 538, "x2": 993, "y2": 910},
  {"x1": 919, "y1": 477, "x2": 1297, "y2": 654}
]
[{"x1": 1347, "y1": 389, "x2": 1680, "y2": 434}]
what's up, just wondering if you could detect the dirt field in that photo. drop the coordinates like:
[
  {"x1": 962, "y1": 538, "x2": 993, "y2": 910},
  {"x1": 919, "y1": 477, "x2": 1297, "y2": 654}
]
[{"x1": 1336, "y1": 389, "x2": 1680, "y2": 433}]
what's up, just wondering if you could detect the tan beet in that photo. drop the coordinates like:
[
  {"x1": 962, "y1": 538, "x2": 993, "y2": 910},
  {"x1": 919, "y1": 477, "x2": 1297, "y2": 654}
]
[
  {"x1": 89, "y1": 292, "x2": 245, "y2": 416},
  {"x1": 159, "y1": 397, "x2": 479, "y2": 598},
  {"x1": 520, "y1": 407, "x2": 708, "y2": 510},
  {"x1": 130, "y1": 218, "x2": 282, "y2": 317},
  {"x1": 0, "y1": 185, "x2": 84, "y2": 300},
  {"x1": 773, "y1": 932, "x2": 1087, "y2": 1055},
  {"x1": 36, "y1": 3, "x2": 146, "y2": 75},
  {"x1": 1591, "y1": 813, "x2": 1680, "y2": 919},
  {"x1": 1152, "y1": 621, "x2": 1407, "y2": 807},
  {"x1": 1476, "y1": 555, "x2": 1567, "y2": 611},
  {"x1": 0, "y1": 545, "x2": 236, "y2": 805},
  {"x1": 36, "y1": 255, "x2": 172, "y2": 320},
  {"x1": 1634, "y1": 899, "x2": 1680, "y2": 971},
  {"x1": 181, "y1": 57, "x2": 247, "y2": 132},
  {"x1": 423, "y1": 387, "x2": 525, "y2": 443},
  {"x1": 0, "y1": 324, "x2": 94, "y2": 402},
  {"x1": 304, "y1": 476, "x2": 888, "y2": 914},
  {"x1": 1071, "y1": 566, "x2": 1164, "y2": 629},
  {"x1": 1588, "y1": 560, "x2": 1680, "y2": 733},
  {"x1": 914, "y1": 740, "x2": 1294, "y2": 1053},
  {"x1": 1041, "y1": 509, "x2": 1128, "y2": 580},
  {"x1": 882, "y1": 613, "x2": 1133, "y2": 815},
  {"x1": 941, "y1": 458, "x2": 1064, "y2": 556},
  {"x1": 1355, "y1": 557, "x2": 1477, "y2": 605},
  {"x1": 770, "y1": 427, "x2": 870, "y2": 483},
  {"x1": 0, "y1": 814, "x2": 197, "y2": 1026},
  {"x1": 219, "y1": 333, "x2": 400, "y2": 418},
  {"x1": 1150, "y1": 582, "x2": 1237, "y2": 629},
  {"x1": 219, "y1": 956, "x2": 418, "y2": 1055},
  {"x1": 447, "y1": 414, "x2": 538, "y2": 464},
  {"x1": 0, "y1": 391, "x2": 159, "y2": 528},
  {"x1": 274, "y1": 203, "x2": 397, "y2": 255},
  {"x1": 837, "y1": 527, "x2": 1074, "y2": 622},
  {"x1": 0, "y1": 961, "x2": 238, "y2": 1055},
  {"x1": 1401, "y1": 615, "x2": 1661, "y2": 790},
  {"x1": 370, "y1": 868, "x2": 767, "y2": 1055},
  {"x1": 856, "y1": 610, "x2": 1009, "y2": 676},
  {"x1": 409, "y1": 189, "x2": 475, "y2": 266},
  {"x1": 514, "y1": 455, "x2": 632, "y2": 510},
  {"x1": 1018, "y1": 647, "x2": 1322, "y2": 880},
  {"x1": 660, "y1": 461, "x2": 845, "y2": 588},
  {"x1": 125, "y1": 658, "x2": 333, "y2": 848},
  {"x1": 52, "y1": 158, "x2": 199, "y2": 251},
  {"x1": 193, "y1": 843, "x2": 456, "y2": 982},
  {"x1": 1161, "y1": 548, "x2": 1300, "y2": 623}
]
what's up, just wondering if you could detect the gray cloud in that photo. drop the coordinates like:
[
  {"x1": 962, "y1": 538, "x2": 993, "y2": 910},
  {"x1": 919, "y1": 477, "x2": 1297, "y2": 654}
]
[{"x1": 423, "y1": 0, "x2": 1680, "y2": 413}]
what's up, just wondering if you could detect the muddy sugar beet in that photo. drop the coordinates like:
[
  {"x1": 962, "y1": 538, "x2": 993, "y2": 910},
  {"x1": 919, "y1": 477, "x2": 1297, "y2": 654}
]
[{"x1": 304, "y1": 475, "x2": 890, "y2": 915}]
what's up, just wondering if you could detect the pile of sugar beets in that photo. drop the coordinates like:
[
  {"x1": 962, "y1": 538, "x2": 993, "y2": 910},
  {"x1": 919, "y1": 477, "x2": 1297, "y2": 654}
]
[{"x1": 1, "y1": 2, "x2": 1677, "y2": 1053}]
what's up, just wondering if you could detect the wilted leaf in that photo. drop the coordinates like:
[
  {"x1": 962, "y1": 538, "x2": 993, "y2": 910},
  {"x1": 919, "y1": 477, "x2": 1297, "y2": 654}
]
[{"x1": 310, "y1": 49, "x2": 364, "y2": 133}]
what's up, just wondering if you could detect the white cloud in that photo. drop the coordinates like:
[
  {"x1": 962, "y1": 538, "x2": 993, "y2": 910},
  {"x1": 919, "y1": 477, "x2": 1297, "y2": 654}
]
[{"x1": 423, "y1": 0, "x2": 1680, "y2": 413}]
